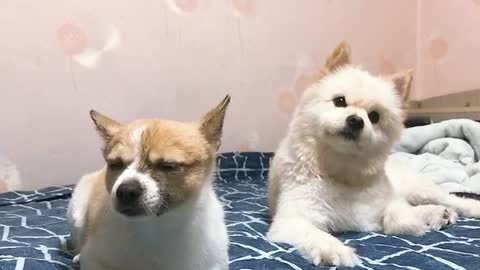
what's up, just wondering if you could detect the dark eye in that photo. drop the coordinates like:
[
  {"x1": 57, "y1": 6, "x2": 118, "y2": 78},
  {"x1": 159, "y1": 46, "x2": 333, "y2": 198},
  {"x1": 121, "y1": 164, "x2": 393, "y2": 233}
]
[
  {"x1": 368, "y1": 111, "x2": 380, "y2": 124},
  {"x1": 107, "y1": 159, "x2": 125, "y2": 170},
  {"x1": 333, "y1": 96, "x2": 347, "y2": 107},
  {"x1": 156, "y1": 161, "x2": 183, "y2": 173}
]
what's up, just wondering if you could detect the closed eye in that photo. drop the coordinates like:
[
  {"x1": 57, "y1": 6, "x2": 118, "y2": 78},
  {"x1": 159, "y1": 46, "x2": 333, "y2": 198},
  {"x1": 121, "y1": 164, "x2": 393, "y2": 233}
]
[
  {"x1": 106, "y1": 158, "x2": 127, "y2": 170},
  {"x1": 154, "y1": 160, "x2": 185, "y2": 173}
]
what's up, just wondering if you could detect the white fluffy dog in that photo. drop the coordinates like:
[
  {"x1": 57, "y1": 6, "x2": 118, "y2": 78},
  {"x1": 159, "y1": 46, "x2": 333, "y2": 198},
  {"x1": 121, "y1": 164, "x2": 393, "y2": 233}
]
[{"x1": 267, "y1": 41, "x2": 480, "y2": 267}]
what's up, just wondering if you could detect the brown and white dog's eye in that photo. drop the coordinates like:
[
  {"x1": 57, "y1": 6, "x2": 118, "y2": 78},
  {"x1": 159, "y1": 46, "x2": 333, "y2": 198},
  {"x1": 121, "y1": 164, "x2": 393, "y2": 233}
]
[
  {"x1": 107, "y1": 159, "x2": 126, "y2": 170},
  {"x1": 368, "y1": 111, "x2": 380, "y2": 124},
  {"x1": 332, "y1": 96, "x2": 347, "y2": 107},
  {"x1": 155, "y1": 160, "x2": 184, "y2": 173}
]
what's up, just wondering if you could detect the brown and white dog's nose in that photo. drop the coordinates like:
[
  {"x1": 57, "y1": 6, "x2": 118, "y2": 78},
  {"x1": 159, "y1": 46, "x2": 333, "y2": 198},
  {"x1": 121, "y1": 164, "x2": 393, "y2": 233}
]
[
  {"x1": 116, "y1": 180, "x2": 143, "y2": 205},
  {"x1": 346, "y1": 115, "x2": 364, "y2": 131}
]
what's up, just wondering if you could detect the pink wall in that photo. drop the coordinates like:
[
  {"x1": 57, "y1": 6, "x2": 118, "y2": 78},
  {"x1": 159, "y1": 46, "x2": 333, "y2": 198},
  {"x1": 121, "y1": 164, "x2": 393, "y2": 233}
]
[
  {"x1": 415, "y1": 0, "x2": 480, "y2": 100},
  {"x1": 0, "y1": 0, "x2": 418, "y2": 189}
]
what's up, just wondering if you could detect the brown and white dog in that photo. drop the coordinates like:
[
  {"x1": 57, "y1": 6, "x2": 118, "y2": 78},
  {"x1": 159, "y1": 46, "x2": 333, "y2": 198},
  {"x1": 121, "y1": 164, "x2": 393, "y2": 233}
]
[{"x1": 67, "y1": 96, "x2": 231, "y2": 270}]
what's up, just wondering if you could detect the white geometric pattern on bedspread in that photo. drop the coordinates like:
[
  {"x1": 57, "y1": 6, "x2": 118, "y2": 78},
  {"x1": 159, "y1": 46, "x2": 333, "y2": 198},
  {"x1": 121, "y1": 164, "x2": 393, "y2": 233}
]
[{"x1": 0, "y1": 152, "x2": 479, "y2": 270}]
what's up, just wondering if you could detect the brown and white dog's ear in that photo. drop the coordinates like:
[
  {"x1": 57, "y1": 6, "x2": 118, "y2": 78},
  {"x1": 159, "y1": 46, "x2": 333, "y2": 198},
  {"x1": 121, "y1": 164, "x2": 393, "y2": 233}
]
[
  {"x1": 89, "y1": 110, "x2": 121, "y2": 142},
  {"x1": 199, "y1": 95, "x2": 231, "y2": 150},
  {"x1": 324, "y1": 41, "x2": 352, "y2": 72},
  {"x1": 388, "y1": 69, "x2": 414, "y2": 103}
]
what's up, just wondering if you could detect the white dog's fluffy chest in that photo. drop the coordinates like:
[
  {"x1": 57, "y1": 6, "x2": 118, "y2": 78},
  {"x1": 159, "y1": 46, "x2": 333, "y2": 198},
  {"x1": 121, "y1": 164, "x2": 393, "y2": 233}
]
[
  {"x1": 79, "y1": 187, "x2": 228, "y2": 270},
  {"x1": 316, "y1": 177, "x2": 392, "y2": 232},
  {"x1": 273, "y1": 153, "x2": 394, "y2": 233}
]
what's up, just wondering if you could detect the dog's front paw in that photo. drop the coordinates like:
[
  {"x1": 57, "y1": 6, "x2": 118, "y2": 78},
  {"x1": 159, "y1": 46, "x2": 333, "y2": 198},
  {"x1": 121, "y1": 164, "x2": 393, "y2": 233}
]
[
  {"x1": 300, "y1": 241, "x2": 360, "y2": 267},
  {"x1": 72, "y1": 254, "x2": 80, "y2": 263},
  {"x1": 422, "y1": 205, "x2": 457, "y2": 230}
]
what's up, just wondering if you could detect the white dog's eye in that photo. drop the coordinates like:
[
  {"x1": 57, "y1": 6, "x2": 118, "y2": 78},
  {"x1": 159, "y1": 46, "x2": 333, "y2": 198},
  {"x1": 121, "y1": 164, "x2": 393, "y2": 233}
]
[
  {"x1": 332, "y1": 96, "x2": 347, "y2": 107},
  {"x1": 368, "y1": 111, "x2": 380, "y2": 124}
]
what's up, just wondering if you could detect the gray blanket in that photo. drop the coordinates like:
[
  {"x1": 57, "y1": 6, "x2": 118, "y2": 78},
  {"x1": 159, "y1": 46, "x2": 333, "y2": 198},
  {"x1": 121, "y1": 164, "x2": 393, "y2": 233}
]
[{"x1": 391, "y1": 119, "x2": 480, "y2": 193}]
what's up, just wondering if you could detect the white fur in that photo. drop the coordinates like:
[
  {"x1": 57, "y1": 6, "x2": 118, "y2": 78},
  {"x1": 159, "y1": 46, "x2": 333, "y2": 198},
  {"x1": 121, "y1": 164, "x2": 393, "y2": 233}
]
[
  {"x1": 67, "y1": 170, "x2": 100, "y2": 253},
  {"x1": 267, "y1": 67, "x2": 480, "y2": 267},
  {"x1": 69, "y1": 179, "x2": 228, "y2": 270},
  {"x1": 67, "y1": 128, "x2": 229, "y2": 270}
]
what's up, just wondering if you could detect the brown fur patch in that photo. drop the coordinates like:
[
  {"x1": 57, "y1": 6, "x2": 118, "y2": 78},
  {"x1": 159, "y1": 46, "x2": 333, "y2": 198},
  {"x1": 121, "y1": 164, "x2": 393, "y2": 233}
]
[{"x1": 139, "y1": 120, "x2": 215, "y2": 206}]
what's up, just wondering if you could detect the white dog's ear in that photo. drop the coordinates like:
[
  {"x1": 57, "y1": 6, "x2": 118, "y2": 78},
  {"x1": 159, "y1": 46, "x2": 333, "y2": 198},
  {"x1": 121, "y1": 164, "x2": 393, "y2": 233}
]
[
  {"x1": 389, "y1": 69, "x2": 414, "y2": 103},
  {"x1": 90, "y1": 110, "x2": 121, "y2": 142},
  {"x1": 324, "y1": 41, "x2": 352, "y2": 72}
]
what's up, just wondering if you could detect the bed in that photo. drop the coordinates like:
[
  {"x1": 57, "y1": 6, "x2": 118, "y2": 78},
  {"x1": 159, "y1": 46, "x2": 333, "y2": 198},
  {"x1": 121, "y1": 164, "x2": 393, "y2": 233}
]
[{"x1": 1, "y1": 152, "x2": 479, "y2": 270}]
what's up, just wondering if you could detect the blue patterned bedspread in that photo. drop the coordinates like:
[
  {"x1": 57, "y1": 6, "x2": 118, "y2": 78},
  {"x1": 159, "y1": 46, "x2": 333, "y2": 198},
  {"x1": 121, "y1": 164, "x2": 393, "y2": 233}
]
[{"x1": 0, "y1": 152, "x2": 479, "y2": 270}]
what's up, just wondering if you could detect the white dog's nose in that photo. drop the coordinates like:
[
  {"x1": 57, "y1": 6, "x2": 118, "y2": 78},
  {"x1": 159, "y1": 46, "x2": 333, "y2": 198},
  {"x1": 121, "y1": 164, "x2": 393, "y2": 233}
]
[
  {"x1": 116, "y1": 180, "x2": 143, "y2": 205},
  {"x1": 346, "y1": 115, "x2": 364, "y2": 131}
]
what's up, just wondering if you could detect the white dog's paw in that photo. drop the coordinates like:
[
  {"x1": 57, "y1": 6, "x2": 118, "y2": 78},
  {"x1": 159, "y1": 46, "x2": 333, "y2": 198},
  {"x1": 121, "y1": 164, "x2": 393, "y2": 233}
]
[
  {"x1": 72, "y1": 254, "x2": 81, "y2": 263},
  {"x1": 421, "y1": 205, "x2": 457, "y2": 230},
  {"x1": 300, "y1": 241, "x2": 360, "y2": 267}
]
